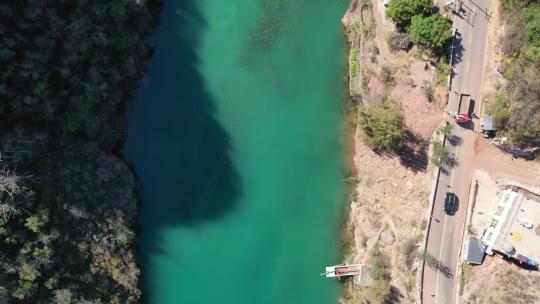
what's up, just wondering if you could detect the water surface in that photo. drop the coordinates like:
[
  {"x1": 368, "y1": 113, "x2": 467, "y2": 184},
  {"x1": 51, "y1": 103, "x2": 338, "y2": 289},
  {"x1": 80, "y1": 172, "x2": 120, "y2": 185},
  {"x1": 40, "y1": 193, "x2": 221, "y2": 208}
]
[{"x1": 125, "y1": 1, "x2": 348, "y2": 303}]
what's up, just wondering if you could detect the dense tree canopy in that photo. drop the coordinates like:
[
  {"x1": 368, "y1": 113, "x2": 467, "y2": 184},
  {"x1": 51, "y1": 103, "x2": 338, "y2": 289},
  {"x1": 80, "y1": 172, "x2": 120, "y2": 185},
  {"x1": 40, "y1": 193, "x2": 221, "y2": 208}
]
[
  {"x1": 523, "y1": 4, "x2": 540, "y2": 60},
  {"x1": 408, "y1": 14, "x2": 452, "y2": 50},
  {"x1": 386, "y1": 0, "x2": 433, "y2": 24},
  {"x1": 0, "y1": 1, "x2": 162, "y2": 303},
  {"x1": 495, "y1": 1, "x2": 540, "y2": 147}
]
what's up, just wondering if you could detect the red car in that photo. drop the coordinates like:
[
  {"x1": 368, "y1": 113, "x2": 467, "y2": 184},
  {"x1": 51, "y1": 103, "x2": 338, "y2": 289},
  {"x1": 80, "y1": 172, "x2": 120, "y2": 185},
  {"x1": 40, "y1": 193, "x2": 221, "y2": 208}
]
[{"x1": 455, "y1": 113, "x2": 471, "y2": 123}]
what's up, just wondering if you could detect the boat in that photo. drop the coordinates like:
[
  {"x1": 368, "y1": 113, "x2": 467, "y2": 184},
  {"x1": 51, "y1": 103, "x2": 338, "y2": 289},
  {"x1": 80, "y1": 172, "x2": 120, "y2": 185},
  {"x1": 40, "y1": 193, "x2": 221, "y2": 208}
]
[{"x1": 321, "y1": 264, "x2": 362, "y2": 278}]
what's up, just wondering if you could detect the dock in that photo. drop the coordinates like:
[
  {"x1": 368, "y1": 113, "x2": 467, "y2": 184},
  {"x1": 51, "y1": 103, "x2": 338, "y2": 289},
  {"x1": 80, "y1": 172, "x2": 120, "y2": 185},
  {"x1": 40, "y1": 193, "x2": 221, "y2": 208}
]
[{"x1": 321, "y1": 264, "x2": 362, "y2": 278}]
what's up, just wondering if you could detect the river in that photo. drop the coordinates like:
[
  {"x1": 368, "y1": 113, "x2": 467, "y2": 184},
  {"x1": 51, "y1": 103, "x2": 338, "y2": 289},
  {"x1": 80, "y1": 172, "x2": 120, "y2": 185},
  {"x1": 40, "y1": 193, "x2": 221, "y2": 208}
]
[{"x1": 125, "y1": 0, "x2": 348, "y2": 303}]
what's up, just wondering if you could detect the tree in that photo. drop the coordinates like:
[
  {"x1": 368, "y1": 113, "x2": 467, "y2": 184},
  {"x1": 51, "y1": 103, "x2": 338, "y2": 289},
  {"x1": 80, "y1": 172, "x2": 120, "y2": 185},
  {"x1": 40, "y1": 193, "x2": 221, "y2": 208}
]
[
  {"x1": 439, "y1": 123, "x2": 453, "y2": 136},
  {"x1": 386, "y1": 0, "x2": 433, "y2": 24},
  {"x1": 524, "y1": 4, "x2": 540, "y2": 45},
  {"x1": 409, "y1": 14, "x2": 452, "y2": 50},
  {"x1": 358, "y1": 102, "x2": 406, "y2": 153},
  {"x1": 419, "y1": 250, "x2": 440, "y2": 269},
  {"x1": 431, "y1": 140, "x2": 449, "y2": 167},
  {"x1": 0, "y1": 2, "x2": 162, "y2": 302},
  {"x1": 53, "y1": 289, "x2": 73, "y2": 304},
  {"x1": 488, "y1": 94, "x2": 510, "y2": 130}
]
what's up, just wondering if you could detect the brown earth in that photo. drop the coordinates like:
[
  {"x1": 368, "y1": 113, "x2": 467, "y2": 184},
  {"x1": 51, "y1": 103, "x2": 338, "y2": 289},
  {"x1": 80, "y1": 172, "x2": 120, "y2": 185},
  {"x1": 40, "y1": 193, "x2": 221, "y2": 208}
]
[
  {"x1": 341, "y1": 0, "x2": 540, "y2": 303},
  {"x1": 457, "y1": 1, "x2": 540, "y2": 302},
  {"x1": 341, "y1": 0, "x2": 444, "y2": 302},
  {"x1": 463, "y1": 256, "x2": 540, "y2": 304}
]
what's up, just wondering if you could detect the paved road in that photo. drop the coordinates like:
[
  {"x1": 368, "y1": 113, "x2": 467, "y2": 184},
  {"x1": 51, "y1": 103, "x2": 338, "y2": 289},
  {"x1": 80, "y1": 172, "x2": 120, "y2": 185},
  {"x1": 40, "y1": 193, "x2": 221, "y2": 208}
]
[{"x1": 422, "y1": 0, "x2": 491, "y2": 303}]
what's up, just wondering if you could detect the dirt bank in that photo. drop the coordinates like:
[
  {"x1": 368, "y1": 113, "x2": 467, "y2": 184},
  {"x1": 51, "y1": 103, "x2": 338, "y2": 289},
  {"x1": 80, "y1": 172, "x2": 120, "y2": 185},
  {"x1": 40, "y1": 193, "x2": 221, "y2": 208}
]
[{"x1": 340, "y1": 0, "x2": 445, "y2": 302}]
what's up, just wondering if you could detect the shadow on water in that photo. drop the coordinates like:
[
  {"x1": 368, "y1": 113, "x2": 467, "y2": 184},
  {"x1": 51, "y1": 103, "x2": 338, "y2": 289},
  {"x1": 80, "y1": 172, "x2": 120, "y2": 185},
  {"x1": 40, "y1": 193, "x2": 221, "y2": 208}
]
[{"x1": 124, "y1": 0, "x2": 240, "y2": 297}]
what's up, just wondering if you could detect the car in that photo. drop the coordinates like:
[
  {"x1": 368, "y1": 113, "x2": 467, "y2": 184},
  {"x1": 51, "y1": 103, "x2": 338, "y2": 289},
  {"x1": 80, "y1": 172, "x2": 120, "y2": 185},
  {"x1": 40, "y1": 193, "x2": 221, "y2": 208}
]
[{"x1": 444, "y1": 192, "x2": 458, "y2": 215}]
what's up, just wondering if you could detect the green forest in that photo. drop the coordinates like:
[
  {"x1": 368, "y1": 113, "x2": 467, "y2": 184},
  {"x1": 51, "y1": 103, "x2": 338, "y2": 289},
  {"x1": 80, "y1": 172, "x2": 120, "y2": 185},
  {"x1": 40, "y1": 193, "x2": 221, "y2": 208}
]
[
  {"x1": 494, "y1": 0, "x2": 540, "y2": 147},
  {"x1": 0, "y1": 1, "x2": 161, "y2": 303}
]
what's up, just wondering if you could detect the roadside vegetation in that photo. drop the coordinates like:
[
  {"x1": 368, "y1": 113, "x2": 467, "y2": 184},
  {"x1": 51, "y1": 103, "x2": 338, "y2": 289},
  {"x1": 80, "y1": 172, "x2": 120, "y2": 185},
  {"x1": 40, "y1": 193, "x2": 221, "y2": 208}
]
[
  {"x1": 386, "y1": 0, "x2": 452, "y2": 56},
  {"x1": 458, "y1": 263, "x2": 472, "y2": 296},
  {"x1": 409, "y1": 14, "x2": 452, "y2": 51},
  {"x1": 431, "y1": 140, "x2": 450, "y2": 167},
  {"x1": 488, "y1": 0, "x2": 540, "y2": 148},
  {"x1": 386, "y1": 0, "x2": 433, "y2": 26},
  {"x1": 0, "y1": 1, "x2": 162, "y2": 303}
]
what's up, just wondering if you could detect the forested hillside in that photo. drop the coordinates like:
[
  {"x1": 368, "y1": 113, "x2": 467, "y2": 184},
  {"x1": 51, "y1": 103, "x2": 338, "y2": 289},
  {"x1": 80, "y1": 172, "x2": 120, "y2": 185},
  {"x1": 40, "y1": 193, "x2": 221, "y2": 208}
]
[
  {"x1": 494, "y1": 0, "x2": 540, "y2": 148},
  {"x1": 0, "y1": 1, "x2": 161, "y2": 303}
]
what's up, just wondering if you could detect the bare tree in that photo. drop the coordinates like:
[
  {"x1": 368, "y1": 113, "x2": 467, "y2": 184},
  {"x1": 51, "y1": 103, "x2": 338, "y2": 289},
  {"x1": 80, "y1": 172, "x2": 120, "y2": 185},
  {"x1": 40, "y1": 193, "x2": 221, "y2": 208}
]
[{"x1": 0, "y1": 169, "x2": 26, "y2": 199}]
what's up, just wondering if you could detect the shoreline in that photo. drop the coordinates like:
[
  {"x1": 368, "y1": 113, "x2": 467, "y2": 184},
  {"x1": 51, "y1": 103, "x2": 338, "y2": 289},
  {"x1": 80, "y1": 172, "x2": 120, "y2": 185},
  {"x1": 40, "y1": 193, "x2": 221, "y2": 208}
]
[
  {"x1": 337, "y1": 1, "x2": 362, "y2": 301},
  {"x1": 337, "y1": 0, "x2": 445, "y2": 302}
]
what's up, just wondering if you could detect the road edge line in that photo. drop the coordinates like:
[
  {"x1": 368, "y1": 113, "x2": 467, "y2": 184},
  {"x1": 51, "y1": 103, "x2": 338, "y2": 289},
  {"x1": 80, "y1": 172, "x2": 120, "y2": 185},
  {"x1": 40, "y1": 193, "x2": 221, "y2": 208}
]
[
  {"x1": 454, "y1": 174, "x2": 478, "y2": 303},
  {"x1": 419, "y1": 121, "x2": 448, "y2": 304}
]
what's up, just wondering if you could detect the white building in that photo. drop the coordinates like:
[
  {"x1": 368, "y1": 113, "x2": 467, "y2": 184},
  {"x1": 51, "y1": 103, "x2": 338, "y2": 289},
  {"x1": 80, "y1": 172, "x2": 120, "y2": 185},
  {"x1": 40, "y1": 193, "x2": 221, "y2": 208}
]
[{"x1": 480, "y1": 188, "x2": 540, "y2": 267}]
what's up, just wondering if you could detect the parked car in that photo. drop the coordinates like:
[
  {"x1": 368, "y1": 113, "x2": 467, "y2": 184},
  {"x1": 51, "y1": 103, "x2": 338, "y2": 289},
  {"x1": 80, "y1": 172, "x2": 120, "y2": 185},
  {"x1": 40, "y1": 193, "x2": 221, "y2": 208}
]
[{"x1": 444, "y1": 192, "x2": 458, "y2": 215}]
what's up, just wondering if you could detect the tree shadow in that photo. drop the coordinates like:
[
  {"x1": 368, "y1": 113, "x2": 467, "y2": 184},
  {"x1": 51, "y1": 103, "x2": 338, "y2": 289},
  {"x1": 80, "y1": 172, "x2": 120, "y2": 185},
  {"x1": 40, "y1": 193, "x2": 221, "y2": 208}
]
[
  {"x1": 438, "y1": 263, "x2": 453, "y2": 278},
  {"x1": 385, "y1": 285, "x2": 404, "y2": 304},
  {"x1": 444, "y1": 155, "x2": 459, "y2": 169},
  {"x1": 425, "y1": 257, "x2": 454, "y2": 278},
  {"x1": 451, "y1": 34, "x2": 465, "y2": 66},
  {"x1": 447, "y1": 134, "x2": 462, "y2": 146},
  {"x1": 453, "y1": 2, "x2": 478, "y2": 27},
  {"x1": 397, "y1": 130, "x2": 428, "y2": 172},
  {"x1": 123, "y1": 0, "x2": 241, "y2": 298},
  {"x1": 439, "y1": 165, "x2": 450, "y2": 176},
  {"x1": 438, "y1": 155, "x2": 459, "y2": 175}
]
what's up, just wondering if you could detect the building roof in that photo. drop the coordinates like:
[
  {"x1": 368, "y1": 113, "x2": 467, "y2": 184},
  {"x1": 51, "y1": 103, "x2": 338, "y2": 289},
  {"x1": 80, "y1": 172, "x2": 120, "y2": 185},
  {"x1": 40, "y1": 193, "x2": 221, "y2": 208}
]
[
  {"x1": 466, "y1": 236, "x2": 486, "y2": 265},
  {"x1": 482, "y1": 189, "x2": 540, "y2": 265},
  {"x1": 500, "y1": 193, "x2": 540, "y2": 265},
  {"x1": 481, "y1": 189, "x2": 518, "y2": 253},
  {"x1": 481, "y1": 116, "x2": 496, "y2": 131}
]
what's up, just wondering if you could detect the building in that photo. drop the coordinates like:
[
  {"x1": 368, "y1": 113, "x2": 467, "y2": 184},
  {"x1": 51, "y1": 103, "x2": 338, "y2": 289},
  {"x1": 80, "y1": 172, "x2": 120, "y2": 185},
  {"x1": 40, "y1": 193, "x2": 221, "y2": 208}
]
[
  {"x1": 465, "y1": 236, "x2": 486, "y2": 265},
  {"x1": 480, "y1": 188, "x2": 540, "y2": 267}
]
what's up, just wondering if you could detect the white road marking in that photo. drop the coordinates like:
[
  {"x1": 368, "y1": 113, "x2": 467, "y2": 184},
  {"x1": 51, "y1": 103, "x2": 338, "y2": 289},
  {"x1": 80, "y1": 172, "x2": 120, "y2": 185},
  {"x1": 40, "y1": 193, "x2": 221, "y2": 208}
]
[
  {"x1": 435, "y1": 144, "x2": 459, "y2": 304},
  {"x1": 450, "y1": 146, "x2": 459, "y2": 186},
  {"x1": 435, "y1": 213, "x2": 448, "y2": 304}
]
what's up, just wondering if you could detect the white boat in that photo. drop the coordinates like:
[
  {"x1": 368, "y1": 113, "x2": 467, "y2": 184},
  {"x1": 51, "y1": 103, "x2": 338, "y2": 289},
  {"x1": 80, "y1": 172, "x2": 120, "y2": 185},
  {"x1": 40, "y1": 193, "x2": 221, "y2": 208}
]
[{"x1": 321, "y1": 264, "x2": 362, "y2": 278}]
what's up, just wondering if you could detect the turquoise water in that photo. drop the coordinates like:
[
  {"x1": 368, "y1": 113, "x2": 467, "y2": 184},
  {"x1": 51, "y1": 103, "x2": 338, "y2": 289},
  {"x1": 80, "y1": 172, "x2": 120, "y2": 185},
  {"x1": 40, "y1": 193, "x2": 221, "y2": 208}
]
[{"x1": 125, "y1": 0, "x2": 348, "y2": 303}]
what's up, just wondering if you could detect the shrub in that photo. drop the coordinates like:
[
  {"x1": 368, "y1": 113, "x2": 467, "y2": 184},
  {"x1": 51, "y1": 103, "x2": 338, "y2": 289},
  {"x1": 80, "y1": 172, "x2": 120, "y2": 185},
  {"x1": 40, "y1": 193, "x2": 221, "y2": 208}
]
[
  {"x1": 358, "y1": 102, "x2": 406, "y2": 153},
  {"x1": 389, "y1": 31, "x2": 412, "y2": 51},
  {"x1": 402, "y1": 238, "x2": 418, "y2": 269},
  {"x1": 422, "y1": 80, "x2": 435, "y2": 102},
  {"x1": 351, "y1": 49, "x2": 358, "y2": 77},
  {"x1": 367, "y1": 247, "x2": 392, "y2": 303},
  {"x1": 379, "y1": 65, "x2": 395, "y2": 84},
  {"x1": 439, "y1": 123, "x2": 453, "y2": 136},
  {"x1": 436, "y1": 60, "x2": 451, "y2": 83}
]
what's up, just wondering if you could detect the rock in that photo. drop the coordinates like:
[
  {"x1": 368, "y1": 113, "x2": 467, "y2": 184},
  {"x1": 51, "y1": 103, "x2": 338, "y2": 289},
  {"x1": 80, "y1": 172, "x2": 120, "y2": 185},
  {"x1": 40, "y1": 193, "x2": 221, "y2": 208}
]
[
  {"x1": 406, "y1": 181, "x2": 413, "y2": 190},
  {"x1": 380, "y1": 230, "x2": 395, "y2": 245}
]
